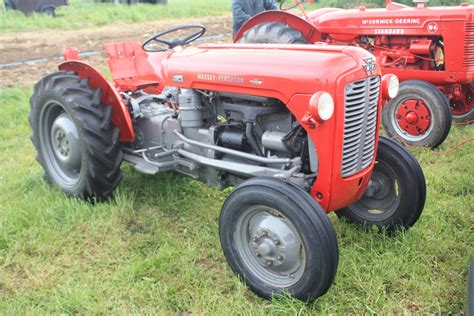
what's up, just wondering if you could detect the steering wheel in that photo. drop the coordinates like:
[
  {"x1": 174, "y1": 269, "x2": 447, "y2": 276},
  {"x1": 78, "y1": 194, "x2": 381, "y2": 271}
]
[
  {"x1": 279, "y1": 0, "x2": 299, "y2": 11},
  {"x1": 142, "y1": 25, "x2": 206, "y2": 52}
]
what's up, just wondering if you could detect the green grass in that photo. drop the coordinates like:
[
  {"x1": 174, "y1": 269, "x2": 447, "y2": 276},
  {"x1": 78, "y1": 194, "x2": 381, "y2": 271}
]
[
  {"x1": 0, "y1": 86, "x2": 473, "y2": 313},
  {"x1": 1, "y1": 0, "x2": 473, "y2": 33},
  {"x1": 0, "y1": 0, "x2": 232, "y2": 33}
]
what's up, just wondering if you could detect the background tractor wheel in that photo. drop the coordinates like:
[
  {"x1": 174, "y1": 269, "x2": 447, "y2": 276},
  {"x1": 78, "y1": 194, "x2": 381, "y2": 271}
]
[
  {"x1": 40, "y1": 6, "x2": 56, "y2": 17},
  {"x1": 382, "y1": 80, "x2": 452, "y2": 148},
  {"x1": 239, "y1": 22, "x2": 309, "y2": 44},
  {"x1": 219, "y1": 177, "x2": 338, "y2": 301},
  {"x1": 337, "y1": 137, "x2": 426, "y2": 232},
  {"x1": 29, "y1": 71, "x2": 123, "y2": 199},
  {"x1": 451, "y1": 102, "x2": 474, "y2": 123}
]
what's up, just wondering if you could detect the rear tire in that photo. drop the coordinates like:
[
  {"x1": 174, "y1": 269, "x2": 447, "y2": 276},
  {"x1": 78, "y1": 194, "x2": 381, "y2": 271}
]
[
  {"x1": 382, "y1": 80, "x2": 452, "y2": 148},
  {"x1": 29, "y1": 72, "x2": 123, "y2": 199},
  {"x1": 219, "y1": 177, "x2": 338, "y2": 301},
  {"x1": 239, "y1": 22, "x2": 309, "y2": 44},
  {"x1": 337, "y1": 137, "x2": 426, "y2": 231}
]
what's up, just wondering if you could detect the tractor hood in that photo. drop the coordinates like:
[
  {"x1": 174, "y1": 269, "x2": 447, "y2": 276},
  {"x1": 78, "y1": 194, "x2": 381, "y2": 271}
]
[
  {"x1": 309, "y1": 2, "x2": 474, "y2": 38},
  {"x1": 159, "y1": 43, "x2": 377, "y2": 103}
]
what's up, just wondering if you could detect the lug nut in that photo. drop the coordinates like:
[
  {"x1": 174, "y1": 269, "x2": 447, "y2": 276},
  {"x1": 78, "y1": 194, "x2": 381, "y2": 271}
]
[
  {"x1": 274, "y1": 239, "x2": 280, "y2": 246},
  {"x1": 266, "y1": 260, "x2": 273, "y2": 266},
  {"x1": 277, "y1": 255, "x2": 284, "y2": 261},
  {"x1": 255, "y1": 252, "x2": 261, "y2": 257},
  {"x1": 252, "y1": 236, "x2": 259, "y2": 242},
  {"x1": 261, "y1": 230, "x2": 268, "y2": 237}
]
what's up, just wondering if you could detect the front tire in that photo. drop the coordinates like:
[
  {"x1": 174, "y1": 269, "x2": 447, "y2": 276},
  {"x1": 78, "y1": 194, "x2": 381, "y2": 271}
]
[
  {"x1": 337, "y1": 137, "x2": 426, "y2": 231},
  {"x1": 219, "y1": 177, "x2": 338, "y2": 301},
  {"x1": 29, "y1": 72, "x2": 123, "y2": 199},
  {"x1": 239, "y1": 22, "x2": 309, "y2": 44},
  {"x1": 382, "y1": 80, "x2": 452, "y2": 148}
]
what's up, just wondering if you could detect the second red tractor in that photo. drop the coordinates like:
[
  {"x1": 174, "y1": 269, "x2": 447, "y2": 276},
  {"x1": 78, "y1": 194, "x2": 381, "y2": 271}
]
[{"x1": 235, "y1": 0, "x2": 474, "y2": 148}]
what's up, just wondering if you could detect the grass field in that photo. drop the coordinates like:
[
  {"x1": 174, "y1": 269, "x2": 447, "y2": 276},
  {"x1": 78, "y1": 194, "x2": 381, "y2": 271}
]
[
  {"x1": 0, "y1": 86, "x2": 472, "y2": 313},
  {"x1": 0, "y1": 0, "x2": 232, "y2": 33}
]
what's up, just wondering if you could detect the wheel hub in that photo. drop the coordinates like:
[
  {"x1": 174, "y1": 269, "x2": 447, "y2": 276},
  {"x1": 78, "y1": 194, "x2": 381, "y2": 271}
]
[
  {"x1": 249, "y1": 214, "x2": 300, "y2": 271},
  {"x1": 50, "y1": 113, "x2": 81, "y2": 170},
  {"x1": 396, "y1": 99, "x2": 431, "y2": 136}
]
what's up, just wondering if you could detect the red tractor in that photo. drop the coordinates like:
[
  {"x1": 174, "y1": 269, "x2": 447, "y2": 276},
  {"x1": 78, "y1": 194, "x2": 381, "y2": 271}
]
[
  {"x1": 235, "y1": 0, "x2": 474, "y2": 148},
  {"x1": 29, "y1": 25, "x2": 426, "y2": 301}
]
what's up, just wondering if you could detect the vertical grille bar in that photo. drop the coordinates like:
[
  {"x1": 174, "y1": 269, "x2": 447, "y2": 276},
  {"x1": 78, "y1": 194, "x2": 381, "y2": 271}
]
[
  {"x1": 341, "y1": 76, "x2": 380, "y2": 178},
  {"x1": 465, "y1": 22, "x2": 474, "y2": 68}
]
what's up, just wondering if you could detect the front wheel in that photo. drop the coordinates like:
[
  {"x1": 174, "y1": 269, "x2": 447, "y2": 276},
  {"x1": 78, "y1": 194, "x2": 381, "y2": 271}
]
[
  {"x1": 337, "y1": 137, "x2": 426, "y2": 231},
  {"x1": 219, "y1": 177, "x2": 338, "y2": 301},
  {"x1": 382, "y1": 80, "x2": 452, "y2": 148}
]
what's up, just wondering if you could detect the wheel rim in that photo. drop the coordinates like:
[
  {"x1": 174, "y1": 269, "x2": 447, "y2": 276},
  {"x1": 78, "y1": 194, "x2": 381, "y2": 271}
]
[
  {"x1": 392, "y1": 98, "x2": 433, "y2": 141},
  {"x1": 39, "y1": 100, "x2": 82, "y2": 188},
  {"x1": 234, "y1": 205, "x2": 306, "y2": 288},
  {"x1": 348, "y1": 160, "x2": 401, "y2": 221}
]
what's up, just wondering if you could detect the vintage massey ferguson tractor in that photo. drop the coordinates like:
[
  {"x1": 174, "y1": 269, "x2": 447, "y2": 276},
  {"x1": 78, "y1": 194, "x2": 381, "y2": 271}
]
[
  {"x1": 235, "y1": 0, "x2": 474, "y2": 148},
  {"x1": 29, "y1": 25, "x2": 426, "y2": 301}
]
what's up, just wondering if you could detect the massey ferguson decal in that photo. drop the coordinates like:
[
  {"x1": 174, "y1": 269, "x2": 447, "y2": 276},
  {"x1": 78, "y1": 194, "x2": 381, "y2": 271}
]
[
  {"x1": 363, "y1": 57, "x2": 377, "y2": 76},
  {"x1": 197, "y1": 73, "x2": 245, "y2": 84}
]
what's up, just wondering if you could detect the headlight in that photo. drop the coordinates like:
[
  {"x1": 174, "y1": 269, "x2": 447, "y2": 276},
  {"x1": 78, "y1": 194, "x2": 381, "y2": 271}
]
[
  {"x1": 309, "y1": 91, "x2": 334, "y2": 122},
  {"x1": 382, "y1": 74, "x2": 399, "y2": 99}
]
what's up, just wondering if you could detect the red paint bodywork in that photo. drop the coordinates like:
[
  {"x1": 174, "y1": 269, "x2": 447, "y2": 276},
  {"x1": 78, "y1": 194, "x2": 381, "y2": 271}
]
[
  {"x1": 235, "y1": 2, "x2": 474, "y2": 115},
  {"x1": 60, "y1": 42, "x2": 383, "y2": 211}
]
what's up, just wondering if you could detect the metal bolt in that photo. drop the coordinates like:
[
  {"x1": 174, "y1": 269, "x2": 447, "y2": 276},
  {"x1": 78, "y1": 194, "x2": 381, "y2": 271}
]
[
  {"x1": 261, "y1": 230, "x2": 268, "y2": 237},
  {"x1": 277, "y1": 255, "x2": 284, "y2": 261},
  {"x1": 274, "y1": 240, "x2": 280, "y2": 246},
  {"x1": 266, "y1": 260, "x2": 273, "y2": 266},
  {"x1": 255, "y1": 252, "x2": 261, "y2": 257},
  {"x1": 252, "y1": 236, "x2": 259, "y2": 243}
]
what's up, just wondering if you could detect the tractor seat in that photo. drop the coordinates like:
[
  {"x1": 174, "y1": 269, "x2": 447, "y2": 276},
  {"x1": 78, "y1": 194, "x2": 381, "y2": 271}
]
[{"x1": 104, "y1": 41, "x2": 162, "y2": 92}]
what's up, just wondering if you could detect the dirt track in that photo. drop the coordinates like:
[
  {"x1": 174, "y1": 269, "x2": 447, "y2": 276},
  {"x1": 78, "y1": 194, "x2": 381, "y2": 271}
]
[{"x1": 0, "y1": 15, "x2": 232, "y2": 88}]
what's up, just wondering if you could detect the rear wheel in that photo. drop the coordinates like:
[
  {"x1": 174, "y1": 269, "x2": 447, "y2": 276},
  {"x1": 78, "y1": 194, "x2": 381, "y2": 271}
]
[
  {"x1": 239, "y1": 22, "x2": 309, "y2": 44},
  {"x1": 382, "y1": 80, "x2": 452, "y2": 148},
  {"x1": 337, "y1": 137, "x2": 426, "y2": 231},
  {"x1": 29, "y1": 72, "x2": 123, "y2": 199},
  {"x1": 219, "y1": 177, "x2": 338, "y2": 301}
]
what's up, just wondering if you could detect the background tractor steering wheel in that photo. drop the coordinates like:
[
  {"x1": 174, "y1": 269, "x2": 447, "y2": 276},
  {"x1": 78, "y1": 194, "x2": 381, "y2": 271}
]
[
  {"x1": 279, "y1": 0, "x2": 299, "y2": 11},
  {"x1": 142, "y1": 25, "x2": 206, "y2": 52}
]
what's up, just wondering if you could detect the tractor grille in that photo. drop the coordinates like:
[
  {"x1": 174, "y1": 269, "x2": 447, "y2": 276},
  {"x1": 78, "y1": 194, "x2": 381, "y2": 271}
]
[
  {"x1": 465, "y1": 22, "x2": 474, "y2": 68},
  {"x1": 341, "y1": 76, "x2": 380, "y2": 178}
]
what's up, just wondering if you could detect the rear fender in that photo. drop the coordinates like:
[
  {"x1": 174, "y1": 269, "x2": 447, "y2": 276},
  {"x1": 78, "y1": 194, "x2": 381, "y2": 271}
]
[
  {"x1": 234, "y1": 11, "x2": 321, "y2": 43},
  {"x1": 59, "y1": 60, "x2": 135, "y2": 142}
]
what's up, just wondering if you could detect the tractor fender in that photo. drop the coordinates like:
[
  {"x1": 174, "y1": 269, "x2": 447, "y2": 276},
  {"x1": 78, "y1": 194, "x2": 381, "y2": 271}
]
[
  {"x1": 234, "y1": 11, "x2": 321, "y2": 43},
  {"x1": 59, "y1": 60, "x2": 135, "y2": 142}
]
